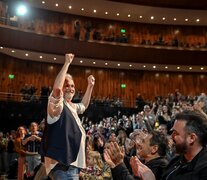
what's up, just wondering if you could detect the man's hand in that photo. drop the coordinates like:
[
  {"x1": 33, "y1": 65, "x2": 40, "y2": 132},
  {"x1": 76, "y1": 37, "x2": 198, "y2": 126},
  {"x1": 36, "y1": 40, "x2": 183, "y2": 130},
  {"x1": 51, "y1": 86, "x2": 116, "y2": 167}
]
[
  {"x1": 104, "y1": 142, "x2": 124, "y2": 168},
  {"x1": 88, "y1": 75, "x2": 95, "y2": 86},
  {"x1": 130, "y1": 156, "x2": 155, "y2": 180},
  {"x1": 103, "y1": 149, "x2": 116, "y2": 168},
  {"x1": 65, "y1": 53, "x2": 74, "y2": 64}
]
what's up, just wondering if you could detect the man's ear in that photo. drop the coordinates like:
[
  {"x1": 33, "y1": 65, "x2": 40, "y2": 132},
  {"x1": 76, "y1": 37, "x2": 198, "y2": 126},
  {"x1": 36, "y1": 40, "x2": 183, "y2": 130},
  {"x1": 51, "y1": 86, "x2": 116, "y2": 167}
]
[
  {"x1": 151, "y1": 145, "x2": 158, "y2": 154},
  {"x1": 188, "y1": 133, "x2": 197, "y2": 145}
]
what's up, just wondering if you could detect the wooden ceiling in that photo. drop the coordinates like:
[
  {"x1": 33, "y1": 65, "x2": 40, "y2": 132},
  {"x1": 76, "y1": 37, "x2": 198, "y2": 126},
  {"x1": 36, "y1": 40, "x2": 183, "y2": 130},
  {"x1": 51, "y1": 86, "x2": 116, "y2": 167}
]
[{"x1": 108, "y1": 0, "x2": 207, "y2": 10}]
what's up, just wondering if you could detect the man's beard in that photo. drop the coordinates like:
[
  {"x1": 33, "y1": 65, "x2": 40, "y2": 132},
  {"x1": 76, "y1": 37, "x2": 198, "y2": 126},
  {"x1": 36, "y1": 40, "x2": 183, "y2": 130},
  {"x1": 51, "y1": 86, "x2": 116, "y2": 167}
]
[
  {"x1": 175, "y1": 140, "x2": 188, "y2": 154},
  {"x1": 64, "y1": 92, "x2": 73, "y2": 101}
]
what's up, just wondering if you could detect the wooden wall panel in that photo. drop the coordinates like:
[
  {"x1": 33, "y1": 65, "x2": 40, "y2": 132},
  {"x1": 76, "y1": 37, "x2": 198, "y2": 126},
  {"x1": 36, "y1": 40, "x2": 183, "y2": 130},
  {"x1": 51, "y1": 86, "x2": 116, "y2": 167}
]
[
  {"x1": 10, "y1": 7, "x2": 206, "y2": 46},
  {"x1": 0, "y1": 54, "x2": 207, "y2": 107}
]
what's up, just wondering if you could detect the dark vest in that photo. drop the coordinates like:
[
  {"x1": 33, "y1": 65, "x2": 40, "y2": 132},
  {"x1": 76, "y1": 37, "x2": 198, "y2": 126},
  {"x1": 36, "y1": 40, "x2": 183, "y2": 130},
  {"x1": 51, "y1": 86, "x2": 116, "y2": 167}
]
[{"x1": 40, "y1": 103, "x2": 82, "y2": 166}]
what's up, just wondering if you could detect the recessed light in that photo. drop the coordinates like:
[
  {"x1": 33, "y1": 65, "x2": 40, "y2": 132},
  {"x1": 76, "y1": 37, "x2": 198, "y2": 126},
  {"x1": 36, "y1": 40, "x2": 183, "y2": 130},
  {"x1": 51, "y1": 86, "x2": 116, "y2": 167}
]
[
  {"x1": 196, "y1": 19, "x2": 200, "y2": 22},
  {"x1": 150, "y1": 16, "x2": 154, "y2": 20},
  {"x1": 93, "y1": 61, "x2": 96, "y2": 64},
  {"x1": 189, "y1": 67, "x2": 192, "y2": 70},
  {"x1": 53, "y1": 57, "x2": 56, "y2": 60},
  {"x1": 11, "y1": 50, "x2": 15, "y2": 53},
  {"x1": 153, "y1": 65, "x2": 156, "y2": 69},
  {"x1": 105, "y1": 62, "x2": 108, "y2": 65},
  {"x1": 139, "y1": 15, "x2": 143, "y2": 18},
  {"x1": 117, "y1": 13, "x2": 120, "y2": 16},
  {"x1": 173, "y1": 18, "x2": 177, "y2": 21},
  {"x1": 0, "y1": 46, "x2": 3, "y2": 49},
  {"x1": 165, "y1": 66, "x2": 168, "y2": 69},
  {"x1": 69, "y1": 6, "x2": 72, "y2": 9},
  {"x1": 42, "y1": 1, "x2": 45, "y2": 4},
  {"x1": 105, "y1": 12, "x2": 108, "y2": 15},
  {"x1": 177, "y1": 67, "x2": 180, "y2": 69},
  {"x1": 55, "y1": 3, "x2": 58, "y2": 7},
  {"x1": 128, "y1": 14, "x2": 131, "y2": 18},
  {"x1": 162, "y1": 17, "x2": 166, "y2": 20},
  {"x1": 185, "y1": 18, "x2": 188, "y2": 22},
  {"x1": 80, "y1": 60, "x2": 83, "y2": 63},
  {"x1": 25, "y1": 53, "x2": 29, "y2": 56},
  {"x1": 117, "y1": 63, "x2": 120, "y2": 66},
  {"x1": 129, "y1": 64, "x2": 132, "y2": 67},
  {"x1": 40, "y1": 56, "x2": 43, "y2": 59},
  {"x1": 93, "y1": 9, "x2": 96, "y2": 13},
  {"x1": 81, "y1": 8, "x2": 84, "y2": 11},
  {"x1": 201, "y1": 67, "x2": 204, "y2": 70}
]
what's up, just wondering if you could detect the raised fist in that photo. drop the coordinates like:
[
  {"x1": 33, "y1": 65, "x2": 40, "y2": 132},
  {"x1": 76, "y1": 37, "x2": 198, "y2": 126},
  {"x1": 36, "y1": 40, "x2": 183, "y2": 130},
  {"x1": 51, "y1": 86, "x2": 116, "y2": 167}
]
[
  {"x1": 88, "y1": 75, "x2": 95, "y2": 86},
  {"x1": 65, "y1": 53, "x2": 74, "y2": 64}
]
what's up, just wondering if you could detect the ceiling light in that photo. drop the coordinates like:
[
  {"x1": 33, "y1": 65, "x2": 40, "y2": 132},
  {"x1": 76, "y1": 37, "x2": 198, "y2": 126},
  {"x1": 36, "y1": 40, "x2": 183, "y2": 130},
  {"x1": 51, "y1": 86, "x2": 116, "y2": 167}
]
[
  {"x1": 185, "y1": 18, "x2": 188, "y2": 22},
  {"x1": 128, "y1": 14, "x2": 131, "y2": 18},
  {"x1": 129, "y1": 64, "x2": 132, "y2": 67},
  {"x1": 81, "y1": 8, "x2": 84, "y2": 11},
  {"x1": 0, "y1": 47, "x2": 3, "y2": 49},
  {"x1": 42, "y1": 1, "x2": 45, "y2": 4},
  {"x1": 105, "y1": 12, "x2": 108, "y2": 15},
  {"x1": 117, "y1": 63, "x2": 120, "y2": 66},
  {"x1": 93, "y1": 61, "x2": 96, "y2": 64},
  {"x1": 55, "y1": 3, "x2": 58, "y2": 7},
  {"x1": 17, "y1": 5, "x2": 27, "y2": 16},
  {"x1": 93, "y1": 10, "x2": 97, "y2": 13},
  {"x1": 143, "y1": 65, "x2": 146, "y2": 68},
  {"x1": 150, "y1": 16, "x2": 154, "y2": 20},
  {"x1": 177, "y1": 67, "x2": 180, "y2": 69},
  {"x1": 80, "y1": 60, "x2": 83, "y2": 63},
  {"x1": 165, "y1": 66, "x2": 168, "y2": 69},
  {"x1": 69, "y1": 6, "x2": 72, "y2": 9},
  {"x1": 117, "y1": 13, "x2": 120, "y2": 16},
  {"x1": 173, "y1": 18, "x2": 177, "y2": 21},
  {"x1": 196, "y1": 19, "x2": 200, "y2": 22},
  {"x1": 11, "y1": 50, "x2": 15, "y2": 53},
  {"x1": 40, "y1": 56, "x2": 43, "y2": 59},
  {"x1": 189, "y1": 67, "x2": 192, "y2": 70},
  {"x1": 162, "y1": 17, "x2": 166, "y2": 20},
  {"x1": 139, "y1": 16, "x2": 143, "y2": 18},
  {"x1": 201, "y1": 67, "x2": 204, "y2": 70},
  {"x1": 53, "y1": 57, "x2": 56, "y2": 60},
  {"x1": 105, "y1": 62, "x2": 108, "y2": 65},
  {"x1": 153, "y1": 65, "x2": 156, "y2": 69},
  {"x1": 25, "y1": 53, "x2": 29, "y2": 56}
]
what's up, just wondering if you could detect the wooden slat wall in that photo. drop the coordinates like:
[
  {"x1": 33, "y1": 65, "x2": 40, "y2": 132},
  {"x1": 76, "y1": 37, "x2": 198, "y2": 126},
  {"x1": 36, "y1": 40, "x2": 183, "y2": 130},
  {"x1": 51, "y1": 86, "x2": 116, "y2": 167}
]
[
  {"x1": 0, "y1": 54, "x2": 206, "y2": 107},
  {"x1": 11, "y1": 8, "x2": 206, "y2": 46}
]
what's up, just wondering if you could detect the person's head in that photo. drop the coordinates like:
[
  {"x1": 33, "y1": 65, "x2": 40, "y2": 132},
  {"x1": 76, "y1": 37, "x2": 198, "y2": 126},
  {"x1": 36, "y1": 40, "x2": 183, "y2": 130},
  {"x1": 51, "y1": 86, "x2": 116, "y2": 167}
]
[
  {"x1": 144, "y1": 105, "x2": 151, "y2": 113},
  {"x1": 171, "y1": 110, "x2": 207, "y2": 155},
  {"x1": 92, "y1": 132, "x2": 105, "y2": 153},
  {"x1": 0, "y1": 132, "x2": 3, "y2": 139},
  {"x1": 133, "y1": 130, "x2": 168, "y2": 161},
  {"x1": 16, "y1": 126, "x2": 26, "y2": 138},
  {"x1": 196, "y1": 95, "x2": 207, "y2": 113},
  {"x1": 63, "y1": 74, "x2": 75, "y2": 101},
  {"x1": 162, "y1": 105, "x2": 169, "y2": 114},
  {"x1": 158, "y1": 124, "x2": 168, "y2": 136},
  {"x1": 108, "y1": 131, "x2": 117, "y2": 143},
  {"x1": 30, "y1": 122, "x2": 38, "y2": 133}
]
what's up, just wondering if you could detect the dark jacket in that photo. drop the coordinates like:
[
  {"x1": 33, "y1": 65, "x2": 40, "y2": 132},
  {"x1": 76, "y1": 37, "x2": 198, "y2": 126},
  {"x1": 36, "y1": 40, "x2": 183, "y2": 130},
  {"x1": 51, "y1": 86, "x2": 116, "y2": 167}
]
[
  {"x1": 162, "y1": 147, "x2": 207, "y2": 180},
  {"x1": 111, "y1": 162, "x2": 140, "y2": 180},
  {"x1": 146, "y1": 156, "x2": 168, "y2": 180},
  {"x1": 111, "y1": 156, "x2": 168, "y2": 180},
  {"x1": 111, "y1": 148, "x2": 207, "y2": 180}
]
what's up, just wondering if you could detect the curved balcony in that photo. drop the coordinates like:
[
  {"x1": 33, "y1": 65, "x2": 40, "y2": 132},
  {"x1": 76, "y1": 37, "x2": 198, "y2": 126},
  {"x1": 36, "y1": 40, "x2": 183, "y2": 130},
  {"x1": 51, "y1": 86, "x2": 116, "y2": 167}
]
[{"x1": 0, "y1": 25, "x2": 206, "y2": 66}]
